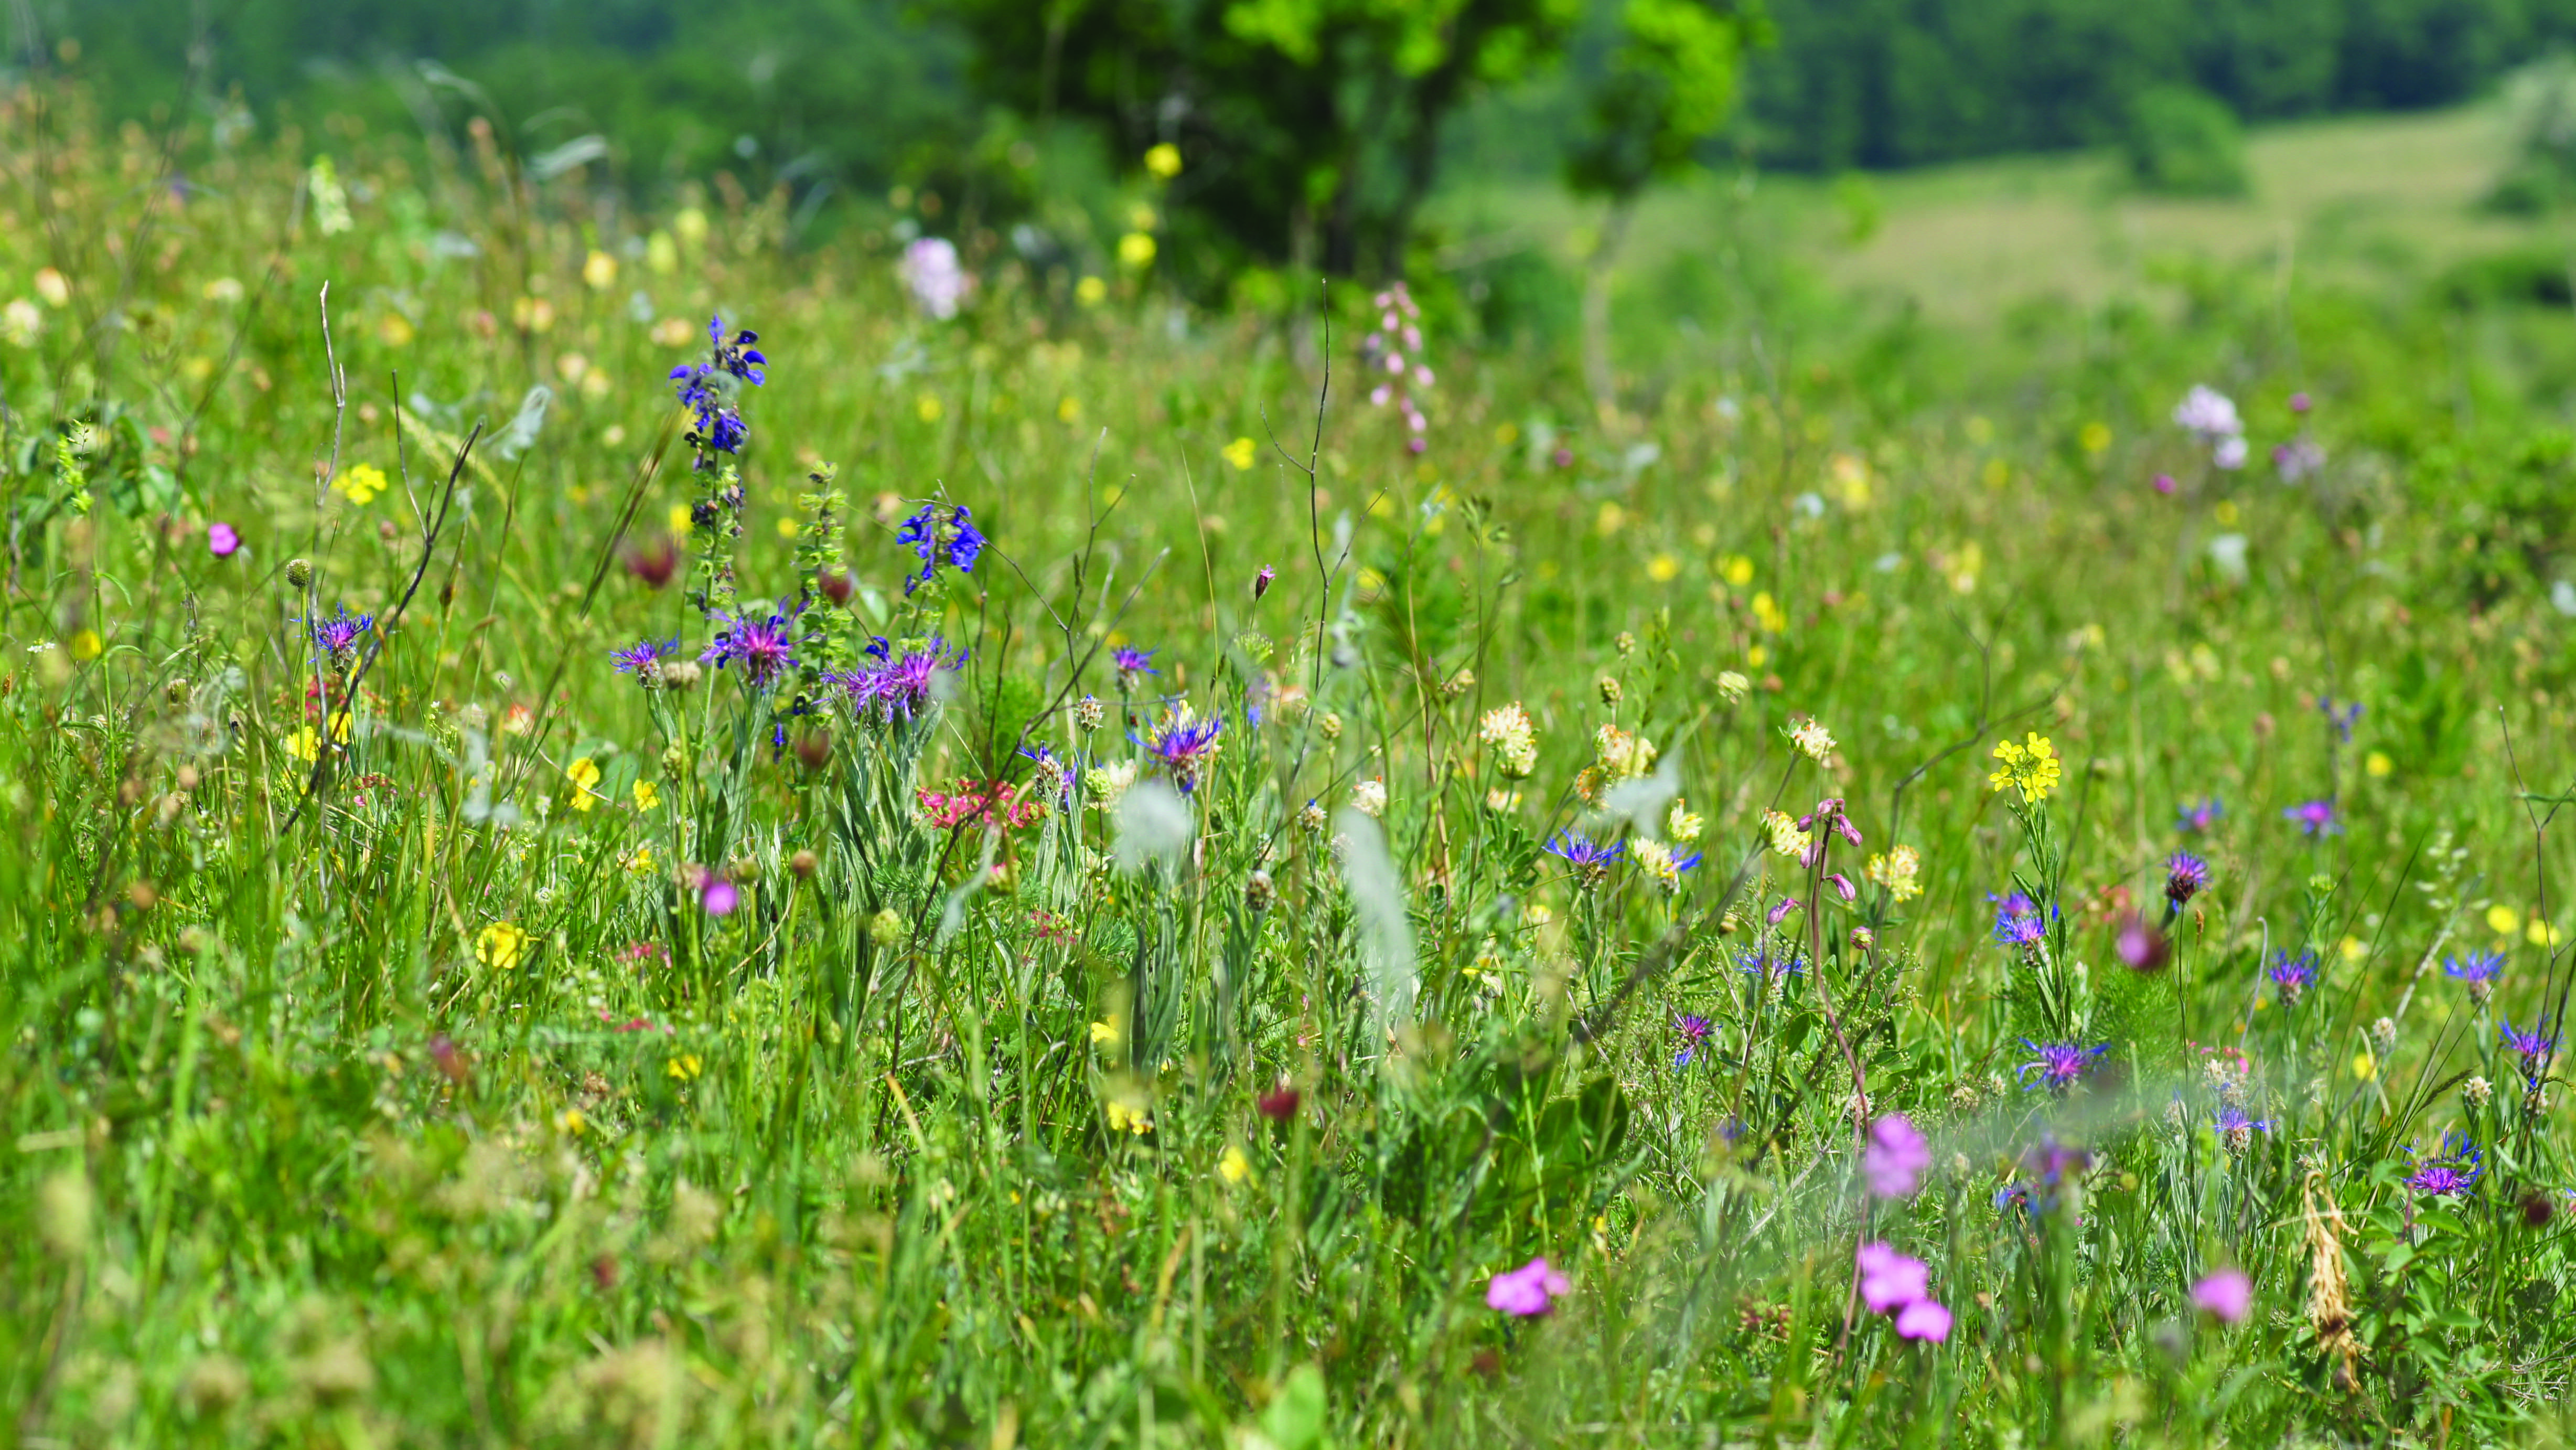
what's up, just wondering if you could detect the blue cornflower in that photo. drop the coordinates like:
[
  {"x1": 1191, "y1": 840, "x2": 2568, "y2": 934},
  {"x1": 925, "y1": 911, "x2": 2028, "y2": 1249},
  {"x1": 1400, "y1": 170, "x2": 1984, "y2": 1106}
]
[
  {"x1": 2405, "y1": 1131, "x2": 2482, "y2": 1197},
  {"x1": 2215, "y1": 1103, "x2": 2272, "y2": 1140},
  {"x1": 2267, "y1": 950, "x2": 2319, "y2": 1006},
  {"x1": 1112, "y1": 645, "x2": 1158, "y2": 687},
  {"x1": 2016, "y1": 1039, "x2": 2109, "y2": 1093},
  {"x1": 1737, "y1": 946, "x2": 1804, "y2": 982},
  {"x1": 2176, "y1": 797, "x2": 2223, "y2": 833},
  {"x1": 2163, "y1": 851, "x2": 2211, "y2": 911},
  {"x1": 2445, "y1": 951, "x2": 2503, "y2": 990},
  {"x1": 830, "y1": 638, "x2": 965, "y2": 722},
  {"x1": 1135, "y1": 706, "x2": 1226, "y2": 793},
  {"x1": 1545, "y1": 832, "x2": 1623, "y2": 870},
  {"x1": 2282, "y1": 798, "x2": 2340, "y2": 836},
  {"x1": 1991, "y1": 891, "x2": 2049, "y2": 947},
  {"x1": 306, "y1": 605, "x2": 373, "y2": 664},
  {"x1": 1673, "y1": 1013, "x2": 1714, "y2": 1068},
  {"x1": 610, "y1": 637, "x2": 678, "y2": 681},
  {"x1": 700, "y1": 607, "x2": 798, "y2": 686},
  {"x1": 2499, "y1": 1017, "x2": 2558, "y2": 1069}
]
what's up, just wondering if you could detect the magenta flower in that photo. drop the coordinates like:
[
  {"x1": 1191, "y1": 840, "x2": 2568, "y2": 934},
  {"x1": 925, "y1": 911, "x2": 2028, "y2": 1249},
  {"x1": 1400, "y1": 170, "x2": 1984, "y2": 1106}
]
[
  {"x1": 207, "y1": 521, "x2": 241, "y2": 557},
  {"x1": 702, "y1": 877, "x2": 740, "y2": 917},
  {"x1": 2116, "y1": 913, "x2": 2170, "y2": 972},
  {"x1": 2191, "y1": 1267, "x2": 2252, "y2": 1324},
  {"x1": 1485, "y1": 1256, "x2": 1569, "y2": 1317},
  {"x1": 1863, "y1": 1114, "x2": 1933, "y2": 1200},
  {"x1": 1894, "y1": 1298, "x2": 1953, "y2": 1341},
  {"x1": 2282, "y1": 798, "x2": 2339, "y2": 836},
  {"x1": 1855, "y1": 1242, "x2": 1928, "y2": 1314}
]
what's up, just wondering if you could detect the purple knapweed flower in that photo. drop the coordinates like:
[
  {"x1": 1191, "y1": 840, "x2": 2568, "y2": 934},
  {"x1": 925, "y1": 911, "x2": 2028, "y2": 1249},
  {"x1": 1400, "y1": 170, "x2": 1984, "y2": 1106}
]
[
  {"x1": 1546, "y1": 832, "x2": 1623, "y2": 871},
  {"x1": 1673, "y1": 1014, "x2": 1713, "y2": 1067},
  {"x1": 2445, "y1": 950, "x2": 2503, "y2": 1006},
  {"x1": 207, "y1": 521, "x2": 241, "y2": 557},
  {"x1": 1137, "y1": 708, "x2": 1226, "y2": 793},
  {"x1": 2163, "y1": 851, "x2": 2210, "y2": 910},
  {"x1": 1485, "y1": 1257, "x2": 1569, "y2": 1317},
  {"x1": 2282, "y1": 798, "x2": 2339, "y2": 836},
  {"x1": 833, "y1": 639, "x2": 965, "y2": 722},
  {"x1": 702, "y1": 876, "x2": 740, "y2": 917},
  {"x1": 1991, "y1": 892, "x2": 2048, "y2": 947},
  {"x1": 1112, "y1": 645, "x2": 1158, "y2": 688},
  {"x1": 2192, "y1": 1268, "x2": 2252, "y2": 1324},
  {"x1": 306, "y1": 605, "x2": 373, "y2": 667},
  {"x1": 2176, "y1": 797, "x2": 2223, "y2": 833},
  {"x1": 611, "y1": 637, "x2": 677, "y2": 683},
  {"x1": 2405, "y1": 1131, "x2": 2482, "y2": 1197},
  {"x1": 2499, "y1": 1018, "x2": 2557, "y2": 1070},
  {"x1": 2215, "y1": 1103, "x2": 2270, "y2": 1155},
  {"x1": 2267, "y1": 950, "x2": 2318, "y2": 1007},
  {"x1": 2017, "y1": 1039, "x2": 2109, "y2": 1093},
  {"x1": 1863, "y1": 1113, "x2": 1933, "y2": 1199},
  {"x1": 700, "y1": 608, "x2": 798, "y2": 685}
]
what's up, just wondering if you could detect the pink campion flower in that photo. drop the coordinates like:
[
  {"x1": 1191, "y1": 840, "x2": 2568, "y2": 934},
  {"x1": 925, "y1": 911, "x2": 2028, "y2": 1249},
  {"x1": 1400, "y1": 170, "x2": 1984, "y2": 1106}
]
[
  {"x1": 1485, "y1": 1257, "x2": 1569, "y2": 1317},
  {"x1": 2191, "y1": 1267, "x2": 2252, "y2": 1323},
  {"x1": 1863, "y1": 1114, "x2": 1933, "y2": 1199},
  {"x1": 702, "y1": 877, "x2": 740, "y2": 916},
  {"x1": 1894, "y1": 1298, "x2": 1953, "y2": 1341},
  {"x1": 1855, "y1": 1243, "x2": 1929, "y2": 1313},
  {"x1": 207, "y1": 521, "x2": 241, "y2": 557}
]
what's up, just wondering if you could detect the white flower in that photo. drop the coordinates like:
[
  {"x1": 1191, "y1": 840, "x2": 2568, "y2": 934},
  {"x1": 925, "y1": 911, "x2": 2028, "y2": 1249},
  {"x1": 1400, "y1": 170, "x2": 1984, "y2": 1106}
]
[
  {"x1": 1666, "y1": 797, "x2": 1704, "y2": 844},
  {"x1": 1716, "y1": 671, "x2": 1750, "y2": 704},
  {"x1": 1786, "y1": 717, "x2": 1836, "y2": 762},
  {"x1": 898, "y1": 237, "x2": 974, "y2": 319},
  {"x1": 1350, "y1": 779, "x2": 1388, "y2": 818},
  {"x1": 2171, "y1": 385, "x2": 2242, "y2": 441},
  {"x1": 1477, "y1": 703, "x2": 1539, "y2": 779}
]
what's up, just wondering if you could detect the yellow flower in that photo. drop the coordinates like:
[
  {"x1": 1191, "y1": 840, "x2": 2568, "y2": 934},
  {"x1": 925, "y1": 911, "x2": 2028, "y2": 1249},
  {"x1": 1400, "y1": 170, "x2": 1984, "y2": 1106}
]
[
  {"x1": 622, "y1": 845, "x2": 655, "y2": 876},
  {"x1": 1075, "y1": 275, "x2": 1108, "y2": 306},
  {"x1": 1786, "y1": 717, "x2": 1836, "y2": 762},
  {"x1": 1719, "y1": 555, "x2": 1755, "y2": 587},
  {"x1": 2352, "y1": 1050, "x2": 2376, "y2": 1082},
  {"x1": 1104, "y1": 1099, "x2": 1152, "y2": 1135},
  {"x1": 917, "y1": 394, "x2": 944, "y2": 423},
  {"x1": 1762, "y1": 809, "x2": 1811, "y2": 859},
  {"x1": 1144, "y1": 143, "x2": 1183, "y2": 179},
  {"x1": 1666, "y1": 798, "x2": 1703, "y2": 844},
  {"x1": 2079, "y1": 421, "x2": 2112, "y2": 454},
  {"x1": 476, "y1": 921, "x2": 531, "y2": 971},
  {"x1": 1647, "y1": 552, "x2": 1680, "y2": 583},
  {"x1": 2487, "y1": 903, "x2": 2522, "y2": 938},
  {"x1": 668, "y1": 502, "x2": 694, "y2": 535},
  {"x1": 1866, "y1": 845, "x2": 1924, "y2": 903},
  {"x1": 2365, "y1": 751, "x2": 2392, "y2": 779},
  {"x1": 2530, "y1": 918, "x2": 2561, "y2": 948},
  {"x1": 634, "y1": 780, "x2": 660, "y2": 812},
  {"x1": 565, "y1": 756, "x2": 603, "y2": 813},
  {"x1": 1217, "y1": 1144, "x2": 1251, "y2": 1184},
  {"x1": 1987, "y1": 733, "x2": 2062, "y2": 804},
  {"x1": 1221, "y1": 436, "x2": 1256, "y2": 471},
  {"x1": 1116, "y1": 232, "x2": 1157, "y2": 269},
  {"x1": 1750, "y1": 591, "x2": 1788, "y2": 632},
  {"x1": 1631, "y1": 839, "x2": 1687, "y2": 893},
  {"x1": 666, "y1": 1052, "x2": 703, "y2": 1082},
  {"x1": 68, "y1": 628, "x2": 102, "y2": 661},
  {"x1": 582, "y1": 249, "x2": 618, "y2": 290},
  {"x1": 1089, "y1": 1019, "x2": 1119, "y2": 1046},
  {"x1": 556, "y1": 1107, "x2": 587, "y2": 1136},
  {"x1": 335, "y1": 463, "x2": 388, "y2": 505},
  {"x1": 1057, "y1": 396, "x2": 1083, "y2": 423}
]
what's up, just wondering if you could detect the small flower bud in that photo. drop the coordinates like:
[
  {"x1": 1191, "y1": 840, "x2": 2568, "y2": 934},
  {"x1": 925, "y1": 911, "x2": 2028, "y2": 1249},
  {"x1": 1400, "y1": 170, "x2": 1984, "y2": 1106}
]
[
  {"x1": 1716, "y1": 671, "x2": 1749, "y2": 704},
  {"x1": 1252, "y1": 564, "x2": 1276, "y2": 600},
  {"x1": 662, "y1": 660, "x2": 702, "y2": 691},
  {"x1": 817, "y1": 568, "x2": 855, "y2": 606},
  {"x1": 1850, "y1": 925, "x2": 1875, "y2": 954},
  {"x1": 625, "y1": 535, "x2": 679, "y2": 589},
  {"x1": 165, "y1": 677, "x2": 191, "y2": 707},
  {"x1": 868, "y1": 908, "x2": 908, "y2": 946},
  {"x1": 1244, "y1": 869, "x2": 1275, "y2": 913},
  {"x1": 790, "y1": 849, "x2": 818, "y2": 880},
  {"x1": 795, "y1": 731, "x2": 831, "y2": 770},
  {"x1": 2370, "y1": 1016, "x2": 2397, "y2": 1055},
  {"x1": 1441, "y1": 667, "x2": 1474, "y2": 700},
  {"x1": 1614, "y1": 632, "x2": 1636, "y2": 657},
  {"x1": 1319, "y1": 711, "x2": 1343, "y2": 741},
  {"x1": 285, "y1": 558, "x2": 314, "y2": 589},
  {"x1": 1597, "y1": 676, "x2": 1623, "y2": 705},
  {"x1": 1074, "y1": 695, "x2": 1105, "y2": 732}
]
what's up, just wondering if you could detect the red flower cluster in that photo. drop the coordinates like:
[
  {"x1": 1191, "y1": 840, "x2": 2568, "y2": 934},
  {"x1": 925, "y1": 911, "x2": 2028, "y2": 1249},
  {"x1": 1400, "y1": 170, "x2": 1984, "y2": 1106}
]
[{"x1": 916, "y1": 779, "x2": 1047, "y2": 831}]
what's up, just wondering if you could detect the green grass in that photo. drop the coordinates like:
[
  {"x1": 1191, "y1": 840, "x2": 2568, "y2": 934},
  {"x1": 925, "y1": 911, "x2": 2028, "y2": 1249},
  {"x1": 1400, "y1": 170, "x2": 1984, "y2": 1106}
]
[{"x1": 6, "y1": 87, "x2": 2576, "y2": 1447}]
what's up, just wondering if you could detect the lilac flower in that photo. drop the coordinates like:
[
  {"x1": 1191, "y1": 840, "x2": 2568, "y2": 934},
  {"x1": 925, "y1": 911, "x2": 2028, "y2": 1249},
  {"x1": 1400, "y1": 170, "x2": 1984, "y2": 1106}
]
[
  {"x1": 2282, "y1": 798, "x2": 2339, "y2": 836},
  {"x1": 2405, "y1": 1131, "x2": 2482, "y2": 1197},
  {"x1": 1136, "y1": 707, "x2": 1226, "y2": 793},
  {"x1": 2163, "y1": 851, "x2": 2210, "y2": 910},
  {"x1": 1485, "y1": 1256, "x2": 1569, "y2": 1317},
  {"x1": 207, "y1": 521, "x2": 241, "y2": 557},
  {"x1": 2273, "y1": 438, "x2": 2326, "y2": 484},
  {"x1": 1855, "y1": 1243, "x2": 1929, "y2": 1314},
  {"x1": 2317, "y1": 696, "x2": 2361, "y2": 742},
  {"x1": 2267, "y1": 950, "x2": 2318, "y2": 1007},
  {"x1": 897, "y1": 237, "x2": 973, "y2": 319},
  {"x1": 700, "y1": 608, "x2": 798, "y2": 685},
  {"x1": 1673, "y1": 1014, "x2": 1713, "y2": 1067},
  {"x1": 2176, "y1": 797, "x2": 2223, "y2": 833},
  {"x1": 2191, "y1": 1268, "x2": 2252, "y2": 1324},
  {"x1": 610, "y1": 638, "x2": 677, "y2": 684},
  {"x1": 702, "y1": 877, "x2": 740, "y2": 916},
  {"x1": 1991, "y1": 892, "x2": 2048, "y2": 947},
  {"x1": 893, "y1": 502, "x2": 986, "y2": 595},
  {"x1": 2213, "y1": 435, "x2": 2249, "y2": 470},
  {"x1": 1863, "y1": 1113, "x2": 1933, "y2": 1199},
  {"x1": 2172, "y1": 385, "x2": 2242, "y2": 442},
  {"x1": 1894, "y1": 1299, "x2": 1953, "y2": 1342},
  {"x1": 2017, "y1": 1039, "x2": 2109, "y2": 1093},
  {"x1": 1766, "y1": 895, "x2": 1802, "y2": 926},
  {"x1": 2499, "y1": 1018, "x2": 2557, "y2": 1070}
]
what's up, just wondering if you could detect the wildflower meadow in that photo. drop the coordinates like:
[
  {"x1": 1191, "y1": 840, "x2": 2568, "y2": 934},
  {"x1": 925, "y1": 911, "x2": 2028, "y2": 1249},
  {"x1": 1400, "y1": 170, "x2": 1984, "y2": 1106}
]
[{"x1": 8, "y1": 83, "x2": 2576, "y2": 1449}]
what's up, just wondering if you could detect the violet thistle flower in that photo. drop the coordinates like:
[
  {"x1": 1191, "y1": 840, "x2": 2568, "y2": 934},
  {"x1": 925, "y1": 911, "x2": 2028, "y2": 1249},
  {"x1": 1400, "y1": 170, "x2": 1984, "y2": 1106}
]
[
  {"x1": 2016, "y1": 1039, "x2": 2109, "y2": 1093},
  {"x1": 833, "y1": 639, "x2": 965, "y2": 723},
  {"x1": 2445, "y1": 950, "x2": 2503, "y2": 1007},
  {"x1": 1136, "y1": 706, "x2": 1226, "y2": 794},
  {"x1": 1990, "y1": 892, "x2": 2048, "y2": 947},
  {"x1": 2498, "y1": 1018, "x2": 2557, "y2": 1074},
  {"x1": 2163, "y1": 851, "x2": 2210, "y2": 912},
  {"x1": 610, "y1": 637, "x2": 678, "y2": 687},
  {"x1": 700, "y1": 607, "x2": 798, "y2": 686},
  {"x1": 1863, "y1": 1113, "x2": 1933, "y2": 1199},
  {"x1": 305, "y1": 605, "x2": 373, "y2": 671},
  {"x1": 2404, "y1": 1131, "x2": 2482, "y2": 1197},
  {"x1": 2267, "y1": 949, "x2": 2318, "y2": 1007},
  {"x1": 1672, "y1": 1013, "x2": 1714, "y2": 1067},
  {"x1": 2191, "y1": 1268, "x2": 2252, "y2": 1324},
  {"x1": 1546, "y1": 831, "x2": 1623, "y2": 890},
  {"x1": 2216, "y1": 1104, "x2": 2270, "y2": 1157},
  {"x1": 2282, "y1": 798, "x2": 2340, "y2": 836},
  {"x1": 2176, "y1": 796, "x2": 2223, "y2": 833}
]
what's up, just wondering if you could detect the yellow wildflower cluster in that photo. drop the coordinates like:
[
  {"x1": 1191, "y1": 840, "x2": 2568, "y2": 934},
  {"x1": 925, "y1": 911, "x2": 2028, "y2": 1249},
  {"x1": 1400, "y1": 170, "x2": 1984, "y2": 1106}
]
[
  {"x1": 1577, "y1": 724, "x2": 1656, "y2": 802},
  {"x1": 1666, "y1": 798, "x2": 1704, "y2": 843},
  {"x1": 1987, "y1": 733, "x2": 2062, "y2": 804},
  {"x1": 1763, "y1": 809, "x2": 1811, "y2": 859},
  {"x1": 1866, "y1": 844, "x2": 1924, "y2": 903},
  {"x1": 1630, "y1": 839, "x2": 1688, "y2": 893},
  {"x1": 1786, "y1": 717, "x2": 1836, "y2": 762},
  {"x1": 1478, "y1": 702, "x2": 1540, "y2": 779},
  {"x1": 475, "y1": 921, "x2": 530, "y2": 970}
]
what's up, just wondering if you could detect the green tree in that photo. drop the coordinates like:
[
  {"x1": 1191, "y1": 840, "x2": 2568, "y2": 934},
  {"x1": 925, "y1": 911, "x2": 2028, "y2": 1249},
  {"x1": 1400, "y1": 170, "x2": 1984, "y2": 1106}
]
[
  {"x1": 954, "y1": 0, "x2": 1584, "y2": 285},
  {"x1": 1563, "y1": 0, "x2": 1765, "y2": 408}
]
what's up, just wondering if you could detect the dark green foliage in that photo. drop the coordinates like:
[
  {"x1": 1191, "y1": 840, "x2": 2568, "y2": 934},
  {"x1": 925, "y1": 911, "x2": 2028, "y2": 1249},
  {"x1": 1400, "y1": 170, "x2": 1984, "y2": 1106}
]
[{"x1": 2120, "y1": 86, "x2": 2251, "y2": 196}]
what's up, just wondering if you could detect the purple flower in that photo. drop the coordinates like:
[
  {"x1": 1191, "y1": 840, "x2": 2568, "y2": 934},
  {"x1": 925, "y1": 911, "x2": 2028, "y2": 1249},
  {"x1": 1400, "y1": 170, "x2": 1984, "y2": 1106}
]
[
  {"x1": 702, "y1": 877, "x2": 740, "y2": 916},
  {"x1": 2017, "y1": 1039, "x2": 2108, "y2": 1093},
  {"x1": 1738, "y1": 946, "x2": 1804, "y2": 982},
  {"x1": 2215, "y1": 1104, "x2": 2271, "y2": 1151},
  {"x1": 2499, "y1": 1018, "x2": 2557, "y2": 1069},
  {"x1": 1856, "y1": 1242, "x2": 1929, "y2": 1314},
  {"x1": 1137, "y1": 708, "x2": 1226, "y2": 793},
  {"x1": 2282, "y1": 798, "x2": 2339, "y2": 836},
  {"x1": 1894, "y1": 1298, "x2": 1953, "y2": 1342},
  {"x1": 2405, "y1": 1131, "x2": 2482, "y2": 1197},
  {"x1": 305, "y1": 605, "x2": 373, "y2": 665},
  {"x1": 2152, "y1": 473, "x2": 2177, "y2": 496},
  {"x1": 2176, "y1": 797, "x2": 2223, "y2": 833},
  {"x1": 1112, "y1": 645, "x2": 1159, "y2": 685},
  {"x1": 669, "y1": 315, "x2": 765, "y2": 463},
  {"x1": 1863, "y1": 1113, "x2": 1933, "y2": 1199},
  {"x1": 2163, "y1": 851, "x2": 2210, "y2": 909},
  {"x1": 1485, "y1": 1256, "x2": 1569, "y2": 1317},
  {"x1": 610, "y1": 637, "x2": 677, "y2": 683},
  {"x1": 2317, "y1": 696, "x2": 2361, "y2": 742},
  {"x1": 2445, "y1": 951, "x2": 2504, "y2": 988},
  {"x1": 1546, "y1": 833, "x2": 1624, "y2": 872},
  {"x1": 1673, "y1": 1013, "x2": 1713, "y2": 1067},
  {"x1": 1252, "y1": 564, "x2": 1276, "y2": 600},
  {"x1": 2267, "y1": 950, "x2": 2317, "y2": 1006},
  {"x1": 2191, "y1": 1268, "x2": 2252, "y2": 1324},
  {"x1": 700, "y1": 609, "x2": 798, "y2": 685},
  {"x1": 893, "y1": 502, "x2": 986, "y2": 595},
  {"x1": 898, "y1": 237, "x2": 972, "y2": 319},
  {"x1": 2274, "y1": 438, "x2": 2326, "y2": 485},
  {"x1": 832, "y1": 639, "x2": 966, "y2": 722},
  {"x1": 207, "y1": 521, "x2": 241, "y2": 557},
  {"x1": 2117, "y1": 913, "x2": 2170, "y2": 972},
  {"x1": 1991, "y1": 892, "x2": 2048, "y2": 947},
  {"x1": 1767, "y1": 895, "x2": 1802, "y2": 926}
]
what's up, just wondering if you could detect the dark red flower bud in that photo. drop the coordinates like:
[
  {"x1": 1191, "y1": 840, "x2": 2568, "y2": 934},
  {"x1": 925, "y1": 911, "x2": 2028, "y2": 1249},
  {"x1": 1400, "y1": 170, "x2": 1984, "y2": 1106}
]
[
  {"x1": 818, "y1": 568, "x2": 855, "y2": 606},
  {"x1": 1257, "y1": 1081, "x2": 1302, "y2": 1123},
  {"x1": 625, "y1": 535, "x2": 679, "y2": 589}
]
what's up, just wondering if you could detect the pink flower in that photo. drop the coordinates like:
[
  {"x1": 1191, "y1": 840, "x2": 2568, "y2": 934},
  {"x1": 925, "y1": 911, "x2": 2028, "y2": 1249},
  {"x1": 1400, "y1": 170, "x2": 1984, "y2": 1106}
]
[
  {"x1": 1485, "y1": 1256, "x2": 1569, "y2": 1317},
  {"x1": 702, "y1": 878, "x2": 740, "y2": 916},
  {"x1": 2152, "y1": 473, "x2": 2176, "y2": 496},
  {"x1": 2191, "y1": 1267, "x2": 2251, "y2": 1324},
  {"x1": 207, "y1": 521, "x2": 241, "y2": 557},
  {"x1": 1863, "y1": 1113, "x2": 1933, "y2": 1199},
  {"x1": 1894, "y1": 1298, "x2": 1952, "y2": 1341},
  {"x1": 1855, "y1": 1242, "x2": 1928, "y2": 1313}
]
